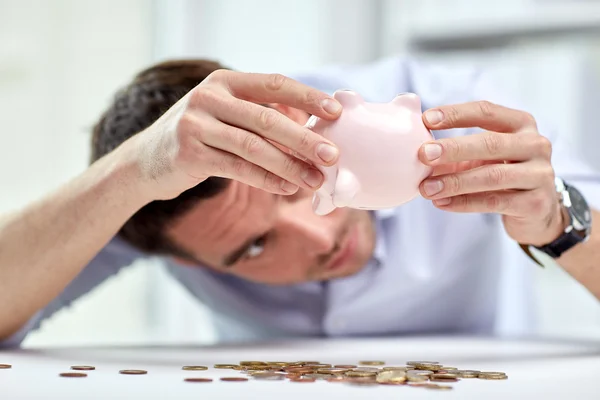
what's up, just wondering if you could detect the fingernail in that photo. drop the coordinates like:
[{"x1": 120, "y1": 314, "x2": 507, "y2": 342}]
[
  {"x1": 424, "y1": 179, "x2": 443, "y2": 196},
  {"x1": 321, "y1": 98, "x2": 342, "y2": 115},
  {"x1": 434, "y1": 198, "x2": 451, "y2": 206},
  {"x1": 280, "y1": 180, "x2": 299, "y2": 193},
  {"x1": 316, "y1": 143, "x2": 339, "y2": 163},
  {"x1": 425, "y1": 110, "x2": 444, "y2": 125},
  {"x1": 302, "y1": 168, "x2": 323, "y2": 188},
  {"x1": 424, "y1": 143, "x2": 442, "y2": 161}
]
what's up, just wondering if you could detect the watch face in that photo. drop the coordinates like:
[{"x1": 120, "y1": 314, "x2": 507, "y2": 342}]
[{"x1": 567, "y1": 185, "x2": 592, "y2": 226}]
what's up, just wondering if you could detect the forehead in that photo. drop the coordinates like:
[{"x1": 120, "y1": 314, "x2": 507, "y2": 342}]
[{"x1": 166, "y1": 181, "x2": 277, "y2": 265}]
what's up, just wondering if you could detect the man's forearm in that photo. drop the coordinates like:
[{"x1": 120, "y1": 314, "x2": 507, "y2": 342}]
[
  {"x1": 0, "y1": 138, "x2": 150, "y2": 340},
  {"x1": 556, "y1": 209, "x2": 600, "y2": 300}
]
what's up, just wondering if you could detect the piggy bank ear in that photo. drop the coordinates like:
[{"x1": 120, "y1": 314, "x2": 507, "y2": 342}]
[
  {"x1": 333, "y1": 90, "x2": 364, "y2": 108},
  {"x1": 392, "y1": 92, "x2": 422, "y2": 113}
]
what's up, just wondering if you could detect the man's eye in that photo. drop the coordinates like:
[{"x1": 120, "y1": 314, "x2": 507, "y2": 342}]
[{"x1": 246, "y1": 236, "x2": 266, "y2": 259}]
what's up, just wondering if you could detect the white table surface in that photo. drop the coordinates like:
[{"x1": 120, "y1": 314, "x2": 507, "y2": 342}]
[{"x1": 2, "y1": 335, "x2": 599, "y2": 399}]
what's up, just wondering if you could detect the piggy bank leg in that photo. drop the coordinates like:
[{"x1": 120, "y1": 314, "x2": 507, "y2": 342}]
[
  {"x1": 312, "y1": 191, "x2": 336, "y2": 215},
  {"x1": 332, "y1": 168, "x2": 360, "y2": 208}
]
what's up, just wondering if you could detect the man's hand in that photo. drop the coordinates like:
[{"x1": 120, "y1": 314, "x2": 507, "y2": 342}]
[
  {"x1": 417, "y1": 101, "x2": 565, "y2": 247},
  {"x1": 134, "y1": 70, "x2": 343, "y2": 200}
]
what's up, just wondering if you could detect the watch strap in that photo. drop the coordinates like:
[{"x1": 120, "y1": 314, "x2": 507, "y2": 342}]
[{"x1": 536, "y1": 229, "x2": 584, "y2": 258}]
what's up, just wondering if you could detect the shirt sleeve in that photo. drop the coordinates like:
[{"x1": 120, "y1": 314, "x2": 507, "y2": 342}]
[{"x1": 0, "y1": 236, "x2": 145, "y2": 348}]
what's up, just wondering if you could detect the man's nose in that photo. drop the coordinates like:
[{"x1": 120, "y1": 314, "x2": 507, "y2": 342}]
[{"x1": 280, "y1": 212, "x2": 337, "y2": 255}]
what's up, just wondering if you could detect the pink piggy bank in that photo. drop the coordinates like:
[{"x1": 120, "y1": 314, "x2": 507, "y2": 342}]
[{"x1": 305, "y1": 90, "x2": 434, "y2": 215}]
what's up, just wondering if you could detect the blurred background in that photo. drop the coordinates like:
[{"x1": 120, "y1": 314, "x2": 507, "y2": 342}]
[{"x1": 1, "y1": 0, "x2": 600, "y2": 347}]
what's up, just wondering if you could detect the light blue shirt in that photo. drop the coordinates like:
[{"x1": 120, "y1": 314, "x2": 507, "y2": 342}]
[{"x1": 4, "y1": 55, "x2": 600, "y2": 347}]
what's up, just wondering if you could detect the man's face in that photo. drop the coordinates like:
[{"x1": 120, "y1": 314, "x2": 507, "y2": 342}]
[{"x1": 166, "y1": 182, "x2": 376, "y2": 284}]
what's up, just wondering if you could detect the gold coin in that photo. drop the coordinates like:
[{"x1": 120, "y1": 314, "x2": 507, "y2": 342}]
[
  {"x1": 240, "y1": 361, "x2": 267, "y2": 366},
  {"x1": 266, "y1": 362, "x2": 289, "y2": 367},
  {"x1": 184, "y1": 377, "x2": 213, "y2": 383},
  {"x1": 413, "y1": 363, "x2": 443, "y2": 371},
  {"x1": 0, "y1": 364, "x2": 12, "y2": 369},
  {"x1": 345, "y1": 371, "x2": 377, "y2": 377},
  {"x1": 408, "y1": 369, "x2": 433, "y2": 376},
  {"x1": 426, "y1": 384, "x2": 453, "y2": 390},
  {"x1": 334, "y1": 364, "x2": 357, "y2": 369},
  {"x1": 59, "y1": 372, "x2": 87, "y2": 378},
  {"x1": 478, "y1": 374, "x2": 508, "y2": 380},
  {"x1": 407, "y1": 375, "x2": 428, "y2": 382},
  {"x1": 119, "y1": 369, "x2": 147, "y2": 375},
  {"x1": 431, "y1": 373, "x2": 459, "y2": 380},
  {"x1": 456, "y1": 370, "x2": 480, "y2": 378},
  {"x1": 407, "y1": 361, "x2": 439, "y2": 366},
  {"x1": 296, "y1": 361, "x2": 321, "y2": 365},
  {"x1": 479, "y1": 371, "x2": 506, "y2": 376},
  {"x1": 376, "y1": 370, "x2": 407, "y2": 383},
  {"x1": 243, "y1": 365, "x2": 272, "y2": 371},
  {"x1": 214, "y1": 364, "x2": 238, "y2": 369},
  {"x1": 220, "y1": 377, "x2": 249, "y2": 382},
  {"x1": 182, "y1": 366, "x2": 208, "y2": 371},
  {"x1": 359, "y1": 360, "x2": 385, "y2": 366},
  {"x1": 317, "y1": 368, "x2": 350, "y2": 374},
  {"x1": 71, "y1": 365, "x2": 95, "y2": 371},
  {"x1": 439, "y1": 366, "x2": 457, "y2": 371},
  {"x1": 382, "y1": 366, "x2": 407, "y2": 372}
]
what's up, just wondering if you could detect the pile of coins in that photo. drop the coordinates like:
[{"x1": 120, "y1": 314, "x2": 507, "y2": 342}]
[
  {"x1": 1, "y1": 360, "x2": 508, "y2": 390},
  {"x1": 185, "y1": 360, "x2": 508, "y2": 390}
]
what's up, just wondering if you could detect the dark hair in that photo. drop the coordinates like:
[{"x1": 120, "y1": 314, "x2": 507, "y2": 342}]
[{"x1": 91, "y1": 59, "x2": 230, "y2": 256}]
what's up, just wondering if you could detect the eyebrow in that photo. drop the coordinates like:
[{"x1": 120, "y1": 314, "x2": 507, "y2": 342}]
[{"x1": 222, "y1": 234, "x2": 265, "y2": 267}]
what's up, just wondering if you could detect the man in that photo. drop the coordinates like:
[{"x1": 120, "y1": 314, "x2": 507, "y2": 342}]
[{"x1": 1, "y1": 56, "x2": 599, "y2": 346}]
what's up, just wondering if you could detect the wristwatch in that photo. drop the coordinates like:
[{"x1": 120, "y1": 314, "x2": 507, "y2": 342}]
[{"x1": 521, "y1": 177, "x2": 592, "y2": 267}]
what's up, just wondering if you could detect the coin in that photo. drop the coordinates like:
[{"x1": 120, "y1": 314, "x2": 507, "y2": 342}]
[
  {"x1": 71, "y1": 365, "x2": 95, "y2": 371},
  {"x1": 182, "y1": 366, "x2": 208, "y2": 371},
  {"x1": 426, "y1": 384, "x2": 453, "y2": 390},
  {"x1": 345, "y1": 371, "x2": 377, "y2": 377},
  {"x1": 478, "y1": 370, "x2": 508, "y2": 380},
  {"x1": 59, "y1": 372, "x2": 87, "y2": 378},
  {"x1": 413, "y1": 363, "x2": 443, "y2": 371},
  {"x1": 240, "y1": 361, "x2": 266, "y2": 366},
  {"x1": 266, "y1": 362, "x2": 288, "y2": 367},
  {"x1": 382, "y1": 366, "x2": 408, "y2": 372},
  {"x1": 317, "y1": 368, "x2": 350, "y2": 374},
  {"x1": 289, "y1": 377, "x2": 316, "y2": 383},
  {"x1": 406, "y1": 374, "x2": 428, "y2": 382},
  {"x1": 430, "y1": 377, "x2": 459, "y2": 382},
  {"x1": 119, "y1": 369, "x2": 147, "y2": 375},
  {"x1": 359, "y1": 361, "x2": 385, "y2": 366},
  {"x1": 214, "y1": 364, "x2": 238, "y2": 369},
  {"x1": 407, "y1": 369, "x2": 433, "y2": 376},
  {"x1": 376, "y1": 370, "x2": 407, "y2": 383},
  {"x1": 0, "y1": 364, "x2": 12, "y2": 369},
  {"x1": 431, "y1": 373, "x2": 459, "y2": 380},
  {"x1": 184, "y1": 377, "x2": 213, "y2": 383},
  {"x1": 220, "y1": 377, "x2": 249, "y2": 382},
  {"x1": 252, "y1": 372, "x2": 285, "y2": 380},
  {"x1": 439, "y1": 366, "x2": 458, "y2": 371},
  {"x1": 296, "y1": 361, "x2": 321, "y2": 365},
  {"x1": 456, "y1": 370, "x2": 480, "y2": 378},
  {"x1": 354, "y1": 367, "x2": 381, "y2": 372},
  {"x1": 304, "y1": 373, "x2": 332, "y2": 380},
  {"x1": 334, "y1": 364, "x2": 357, "y2": 369},
  {"x1": 407, "y1": 361, "x2": 439, "y2": 366}
]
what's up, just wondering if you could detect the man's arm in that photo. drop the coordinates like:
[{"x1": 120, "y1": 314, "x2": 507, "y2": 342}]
[
  {"x1": 0, "y1": 140, "x2": 150, "y2": 340},
  {"x1": 556, "y1": 210, "x2": 600, "y2": 299}
]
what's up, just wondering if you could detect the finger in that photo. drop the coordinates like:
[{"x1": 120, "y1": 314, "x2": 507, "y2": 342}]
[
  {"x1": 201, "y1": 119, "x2": 324, "y2": 190},
  {"x1": 418, "y1": 131, "x2": 552, "y2": 166},
  {"x1": 429, "y1": 160, "x2": 493, "y2": 177},
  {"x1": 207, "y1": 96, "x2": 340, "y2": 167},
  {"x1": 420, "y1": 162, "x2": 552, "y2": 199},
  {"x1": 422, "y1": 100, "x2": 537, "y2": 133},
  {"x1": 209, "y1": 70, "x2": 342, "y2": 120},
  {"x1": 431, "y1": 188, "x2": 554, "y2": 219},
  {"x1": 198, "y1": 145, "x2": 300, "y2": 195}
]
